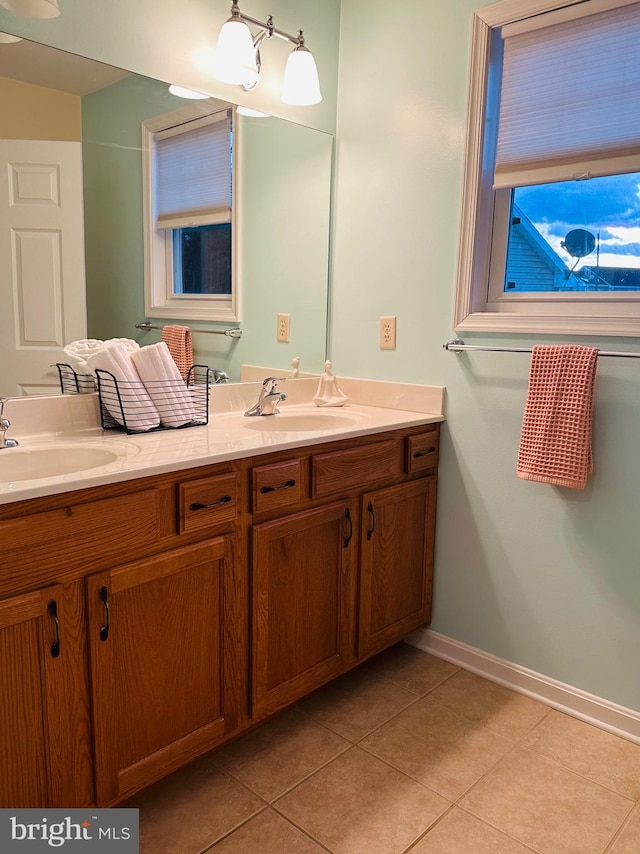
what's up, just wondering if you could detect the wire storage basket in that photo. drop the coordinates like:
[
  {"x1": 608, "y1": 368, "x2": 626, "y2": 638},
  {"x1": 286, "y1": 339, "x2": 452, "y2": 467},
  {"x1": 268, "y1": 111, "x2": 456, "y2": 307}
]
[
  {"x1": 56, "y1": 363, "x2": 97, "y2": 394},
  {"x1": 95, "y1": 365, "x2": 212, "y2": 434}
]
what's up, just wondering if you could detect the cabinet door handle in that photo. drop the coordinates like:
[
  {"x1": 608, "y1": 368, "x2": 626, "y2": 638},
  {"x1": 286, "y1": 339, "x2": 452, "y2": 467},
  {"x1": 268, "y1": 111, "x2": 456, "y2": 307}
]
[
  {"x1": 47, "y1": 599, "x2": 61, "y2": 659},
  {"x1": 366, "y1": 501, "x2": 376, "y2": 540},
  {"x1": 413, "y1": 447, "x2": 436, "y2": 458},
  {"x1": 99, "y1": 585, "x2": 110, "y2": 642},
  {"x1": 259, "y1": 479, "x2": 296, "y2": 494},
  {"x1": 189, "y1": 495, "x2": 232, "y2": 511},
  {"x1": 344, "y1": 507, "x2": 353, "y2": 547}
]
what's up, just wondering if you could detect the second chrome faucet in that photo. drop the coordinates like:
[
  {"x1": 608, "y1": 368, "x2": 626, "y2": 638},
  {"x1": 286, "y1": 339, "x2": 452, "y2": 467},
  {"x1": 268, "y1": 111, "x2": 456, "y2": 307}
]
[{"x1": 244, "y1": 377, "x2": 287, "y2": 417}]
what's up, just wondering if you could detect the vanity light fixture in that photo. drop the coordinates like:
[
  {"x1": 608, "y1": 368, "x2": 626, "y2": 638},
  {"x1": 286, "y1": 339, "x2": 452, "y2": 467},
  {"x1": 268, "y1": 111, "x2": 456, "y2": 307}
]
[
  {"x1": 214, "y1": 1, "x2": 322, "y2": 106},
  {"x1": 0, "y1": 0, "x2": 60, "y2": 18}
]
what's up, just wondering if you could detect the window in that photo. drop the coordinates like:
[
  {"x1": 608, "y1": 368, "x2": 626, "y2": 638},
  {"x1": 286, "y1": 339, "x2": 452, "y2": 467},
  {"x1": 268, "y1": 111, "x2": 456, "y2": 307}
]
[
  {"x1": 454, "y1": 0, "x2": 640, "y2": 336},
  {"x1": 142, "y1": 104, "x2": 239, "y2": 322}
]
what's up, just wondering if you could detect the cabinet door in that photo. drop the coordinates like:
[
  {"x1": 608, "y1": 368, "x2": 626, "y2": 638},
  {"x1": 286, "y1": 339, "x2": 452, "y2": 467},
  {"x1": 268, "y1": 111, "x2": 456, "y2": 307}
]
[
  {"x1": 87, "y1": 537, "x2": 241, "y2": 805},
  {"x1": 0, "y1": 583, "x2": 93, "y2": 807},
  {"x1": 252, "y1": 501, "x2": 355, "y2": 718},
  {"x1": 358, "y1": 478, "x2": 436, "y2": 659}
]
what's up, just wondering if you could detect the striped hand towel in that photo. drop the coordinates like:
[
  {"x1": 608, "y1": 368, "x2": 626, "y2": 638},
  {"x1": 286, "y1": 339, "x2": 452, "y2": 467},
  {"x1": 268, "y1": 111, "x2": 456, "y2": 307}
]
[{"x1": 517, "y1": 345, "x2": 598, "y2": 490}]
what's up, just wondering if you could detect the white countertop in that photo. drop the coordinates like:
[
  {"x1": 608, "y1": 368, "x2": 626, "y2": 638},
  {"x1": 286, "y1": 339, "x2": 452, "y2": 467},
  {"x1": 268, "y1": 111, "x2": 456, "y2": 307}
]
[{"x1": 0, "y1": 377, "x2": 445, "y2": 505}]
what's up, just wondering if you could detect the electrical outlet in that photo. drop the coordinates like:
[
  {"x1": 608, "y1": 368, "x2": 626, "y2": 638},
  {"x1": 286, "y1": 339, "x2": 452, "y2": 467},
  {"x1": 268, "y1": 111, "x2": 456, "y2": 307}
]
[
  {"x1": 379, "y1": 316, "x2": 396, "y2": 349},
  {"x1": 277, "y1": 313, "x2": 291, "y2": 343}
]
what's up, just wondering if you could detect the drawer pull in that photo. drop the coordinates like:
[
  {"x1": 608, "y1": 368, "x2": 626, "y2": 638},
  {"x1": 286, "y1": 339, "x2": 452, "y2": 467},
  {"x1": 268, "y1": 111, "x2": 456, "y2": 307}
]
[
  {"x1": 47, "y1": 599, "x2": 61, "y2": 659},
  {"x1": 259, "y1": 479, "x2": 296, "y2": 494},
  {"x1": 189, "y1": 495, "x2": 232, "y2": 511},
  {"x1": 344, "y1": 507, "x2": 353, "y2": 547},
  {"x1": 99, "y1": 585, "x2": 110, "y2": 642},
  {"x1": 367, "y1": 501, "x2": 376, "y2": 540},
  {"x1": 413, "y1": 447, "x2": 436, "y2": 458}
]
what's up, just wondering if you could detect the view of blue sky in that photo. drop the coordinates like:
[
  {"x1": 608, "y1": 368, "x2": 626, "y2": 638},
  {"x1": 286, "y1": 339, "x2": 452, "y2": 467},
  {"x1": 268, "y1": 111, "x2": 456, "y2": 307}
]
[{"x1": 514, "y1": 173, "x2": 640, "y2": 269}]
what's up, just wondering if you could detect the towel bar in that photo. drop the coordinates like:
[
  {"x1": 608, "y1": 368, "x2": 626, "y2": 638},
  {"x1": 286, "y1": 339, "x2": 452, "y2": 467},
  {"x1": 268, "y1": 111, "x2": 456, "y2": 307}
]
[
  {"x1": 136, "y1": 322, "x2": 243, "y2": 339},
  {"x1": 444, "y1": 339, "x2": 640, "y2": 359}
]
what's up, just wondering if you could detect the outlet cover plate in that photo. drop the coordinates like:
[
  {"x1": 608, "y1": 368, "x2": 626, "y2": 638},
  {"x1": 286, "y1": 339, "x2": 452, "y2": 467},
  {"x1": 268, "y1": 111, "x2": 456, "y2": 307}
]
[
  {"x1": 277, "y1": 313, "x2": 291, "y2": 343},
  {"x1": 379, "y1": 316, "x2": 396, "y2": 349}
]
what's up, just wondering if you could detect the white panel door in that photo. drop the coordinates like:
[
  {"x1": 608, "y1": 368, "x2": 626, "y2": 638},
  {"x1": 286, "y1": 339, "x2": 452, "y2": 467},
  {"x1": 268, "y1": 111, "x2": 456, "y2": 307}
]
[{"x1": 0, "y1": 139, "x2": 87, "y2": 397}]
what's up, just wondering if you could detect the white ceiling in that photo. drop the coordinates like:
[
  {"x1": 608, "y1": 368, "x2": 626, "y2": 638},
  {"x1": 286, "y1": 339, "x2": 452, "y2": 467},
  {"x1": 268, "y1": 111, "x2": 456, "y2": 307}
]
[{"x1": 0, "y1": 37, "x2": 130, "y2": 95}]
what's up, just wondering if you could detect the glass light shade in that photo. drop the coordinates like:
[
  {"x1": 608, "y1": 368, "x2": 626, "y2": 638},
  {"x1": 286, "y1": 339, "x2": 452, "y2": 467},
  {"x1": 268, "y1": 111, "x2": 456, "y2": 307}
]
[
  {"x1": 282, "y1": 45, "x2": 322, "y2": 106},
  {"x1": 0, "y1": 31, "x2": 22, "y2": 42},
  {"x1": 214, "y1": 17, "x2": 259, "y2": 87},
  {"x1": 168, "y1": 85, "x2": 210, "y2": 100},
  {"x1": 0, "y1": 0, "x2": 60, "y2": 18}
]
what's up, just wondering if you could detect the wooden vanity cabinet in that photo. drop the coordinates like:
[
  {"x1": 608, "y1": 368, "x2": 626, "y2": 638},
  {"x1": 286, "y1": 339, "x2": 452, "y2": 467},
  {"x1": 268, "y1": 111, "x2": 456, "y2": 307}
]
[
  {"x1": 0, "y1": 421, "x2": 439, "y2": 807},
  {"x1": 248, "y1": 423, "x2": 440, "y2": 719},
  {"x1": 0, "y1": 463, "x2": 245, "y2": 808}
]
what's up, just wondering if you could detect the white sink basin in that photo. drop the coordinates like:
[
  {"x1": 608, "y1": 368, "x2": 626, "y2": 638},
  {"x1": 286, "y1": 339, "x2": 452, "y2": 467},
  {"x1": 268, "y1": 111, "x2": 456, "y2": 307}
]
[
  {"x1": 0, "y1": 446, "x2": 120, "y2": 481},
  {"x1": 243, "y1": 412, "x2": 358, "y2": 432}
]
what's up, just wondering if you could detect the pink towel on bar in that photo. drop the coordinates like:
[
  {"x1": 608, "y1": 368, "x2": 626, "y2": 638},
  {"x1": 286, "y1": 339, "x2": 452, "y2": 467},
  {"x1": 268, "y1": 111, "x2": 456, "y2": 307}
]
[
  {"x1": 517, "y1": 345, "x2": 599, "y2": 490},
  {"x1": 161, "y1": 325, "x2": 193, "y2": 381}
]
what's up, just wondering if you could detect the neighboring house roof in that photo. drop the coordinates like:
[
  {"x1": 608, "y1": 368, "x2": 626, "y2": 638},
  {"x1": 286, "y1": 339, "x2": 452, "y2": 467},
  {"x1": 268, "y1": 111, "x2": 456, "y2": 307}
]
[{"x1": 505, "y1": 204, "x2": 568, "y2": 291}]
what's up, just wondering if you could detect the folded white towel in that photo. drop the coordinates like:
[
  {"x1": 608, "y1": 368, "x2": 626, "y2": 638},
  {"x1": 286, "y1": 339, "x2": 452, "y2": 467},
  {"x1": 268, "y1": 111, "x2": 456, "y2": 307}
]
[
  {"x1": 64, "y1": 337, "x2": 140, "y2": 373},
  {"x1": 130, "y1": 342, "x2": 196, "y2": 428},
  {"x1": 87, "y1": 342, "x2": 160, "y2": 432}
]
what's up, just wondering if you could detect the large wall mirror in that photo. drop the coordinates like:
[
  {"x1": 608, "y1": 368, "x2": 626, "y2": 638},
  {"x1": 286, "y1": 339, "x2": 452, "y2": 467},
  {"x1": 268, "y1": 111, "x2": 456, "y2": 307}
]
[{"x1": 0, "y1": 37, "x2": 333, "y2": 397}]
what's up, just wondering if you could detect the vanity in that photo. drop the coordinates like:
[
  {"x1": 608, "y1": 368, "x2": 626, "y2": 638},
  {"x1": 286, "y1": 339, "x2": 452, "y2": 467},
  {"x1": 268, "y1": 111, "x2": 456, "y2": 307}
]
[{"x1": 0, "y1": 379, "x2": 443, "y2": 808}]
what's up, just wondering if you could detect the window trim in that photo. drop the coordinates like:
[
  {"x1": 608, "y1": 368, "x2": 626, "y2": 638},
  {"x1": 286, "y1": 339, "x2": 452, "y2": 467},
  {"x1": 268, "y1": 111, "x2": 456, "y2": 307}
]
[
  {"x1": 454, "y1": 0, "x2": 640, "y2": 337},
  {"x1": 142, "y1": 102, "x2": 240, "y2": 322}
]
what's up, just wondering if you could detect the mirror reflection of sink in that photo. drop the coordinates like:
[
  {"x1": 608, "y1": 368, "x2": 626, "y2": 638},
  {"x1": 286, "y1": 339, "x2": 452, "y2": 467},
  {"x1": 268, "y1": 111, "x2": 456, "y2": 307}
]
[
  {"x1": 0, "y1": 446, "x2": 120, "y2": 481},
  {"x1": 243, "y1": 412, "x2": 358, "y2": 432}
]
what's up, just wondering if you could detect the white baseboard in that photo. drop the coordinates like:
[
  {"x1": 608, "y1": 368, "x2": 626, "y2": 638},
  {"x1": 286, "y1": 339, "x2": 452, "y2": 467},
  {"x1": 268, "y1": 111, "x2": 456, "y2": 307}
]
[{"x1": 407, "y1": 628, "x2": 640, "y2": 745}]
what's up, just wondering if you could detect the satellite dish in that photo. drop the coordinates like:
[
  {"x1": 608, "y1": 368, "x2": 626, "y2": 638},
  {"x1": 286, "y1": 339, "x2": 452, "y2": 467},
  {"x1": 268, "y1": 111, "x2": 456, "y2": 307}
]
[{"x1": 561, "y1": 228, "x2": 596, "y2": 258}]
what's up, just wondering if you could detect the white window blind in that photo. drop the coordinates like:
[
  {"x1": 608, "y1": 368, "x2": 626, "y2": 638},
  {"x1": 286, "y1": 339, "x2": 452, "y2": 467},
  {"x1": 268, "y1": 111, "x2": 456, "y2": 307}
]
[
  {"x1": 155, "y1": 109, "x2": 232, "y2": 229},
  {"x1": 494, "y1": 1, "x2": 640, "y2": 189}
]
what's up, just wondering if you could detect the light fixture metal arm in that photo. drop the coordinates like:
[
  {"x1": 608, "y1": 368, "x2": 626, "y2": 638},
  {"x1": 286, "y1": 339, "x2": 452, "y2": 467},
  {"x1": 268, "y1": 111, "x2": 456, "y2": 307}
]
[{"x1": 232, "y1": 3, "x2": 304, "y2": 47}]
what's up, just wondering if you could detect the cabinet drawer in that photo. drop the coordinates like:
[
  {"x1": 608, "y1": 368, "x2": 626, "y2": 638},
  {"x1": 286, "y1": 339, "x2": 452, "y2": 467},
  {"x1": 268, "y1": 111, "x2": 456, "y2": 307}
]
[
  {"x1": 0, "y1": 489, "x2": 162, "y2": 593},
  {"x1": 251, "y1": 459, "x2": 306, "y2": 513},
  {"x1": 179, "y1": 473, "x2": 239, "y2": 534},
  {"x1": 406, "y1": 430, "x2": 439, "y2": 474},
  {"x1": 311, "y1": 438, "x2": 403, "y2": 499}
]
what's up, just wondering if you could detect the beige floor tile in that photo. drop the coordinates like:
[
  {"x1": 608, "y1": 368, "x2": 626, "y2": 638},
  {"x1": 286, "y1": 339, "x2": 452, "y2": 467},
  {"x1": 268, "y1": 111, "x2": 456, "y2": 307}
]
[
  {"x1": 366, "y1": 643, "x2": 459, "y2": 696},
  {"x1": 607, "y1": 804, "x2": 640, "y2": 854},
  {"x1": 360, "y1": 696, "x2": 512, "y2": 800},
  {"x1": 523, "y1": 710, "x2": 640, "y2": 799},
  {"x1": 125, "y1": 753, "x2": 264, "y2": 854},
  {"x1": 209, "y1": 808, "x2": 327, "y2": 853},
  {"x1": 213, "y1": 707, "x2": 350, "y2": 801},
  {"x1": 410, "y1": 807, "x2": 535, "y2": 854},
  {"x1": 276, "y1": 746, "x2": 449, "y2": 854},
  {"x1": 299, "y1": 666, "x2": 417, "y2": 741},
  {"x1": 461, "y1": 747, "x2": 634, "y2": 854},
  {"x1": 428, "y1": 668, "x2": 550, "y2": 741}
]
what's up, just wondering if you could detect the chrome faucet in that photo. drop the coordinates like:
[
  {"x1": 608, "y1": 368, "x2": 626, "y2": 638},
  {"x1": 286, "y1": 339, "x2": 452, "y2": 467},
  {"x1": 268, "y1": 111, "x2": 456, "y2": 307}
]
[
  {"x1": 244, "y1": 377, "x2": 287, "y2": 416},
  {"x1": 0, "y1": 399, "x2": 19, "y2": 449},
  {"x1": 211, "y1": 369, "x2": 230, "y2": 384}
]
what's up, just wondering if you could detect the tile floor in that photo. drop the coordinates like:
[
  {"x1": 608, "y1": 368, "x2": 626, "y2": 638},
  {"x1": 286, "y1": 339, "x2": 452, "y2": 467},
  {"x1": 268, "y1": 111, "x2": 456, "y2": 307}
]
[{"x1": 127, "y1": 644, "x2": 640, "y2": 854}]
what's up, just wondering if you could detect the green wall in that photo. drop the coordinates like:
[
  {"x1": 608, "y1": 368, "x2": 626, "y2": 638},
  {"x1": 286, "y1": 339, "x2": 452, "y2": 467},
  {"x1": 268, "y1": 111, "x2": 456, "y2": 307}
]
[
  {"x1": 332, "y1": 0, "x2": 640, "y2": 712},
  {"x1": 82, "y1": 75, "x2": 178, "y2": 343}
]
